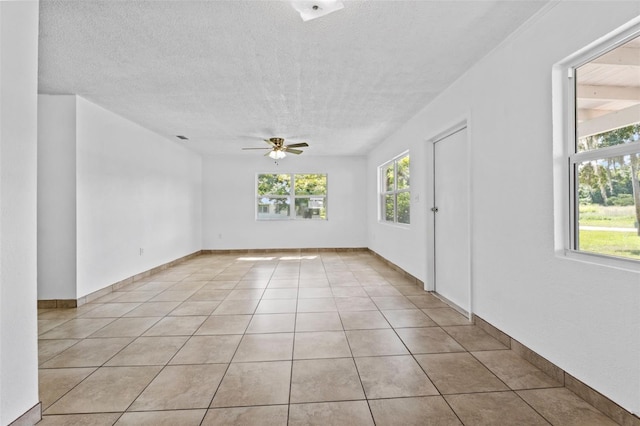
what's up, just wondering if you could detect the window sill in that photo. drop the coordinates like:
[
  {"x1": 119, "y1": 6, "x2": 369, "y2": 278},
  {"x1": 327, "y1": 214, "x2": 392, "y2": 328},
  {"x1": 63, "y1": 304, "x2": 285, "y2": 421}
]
[
  {"x1": 257, "y1": 218, "x2": 328, "y2": 222},
  {"x1": 557, "y1": 249, "x2": 640, "y2": 273},
  {"x1": 378, "y1": 220, "x2": 411, "y2": 230}
]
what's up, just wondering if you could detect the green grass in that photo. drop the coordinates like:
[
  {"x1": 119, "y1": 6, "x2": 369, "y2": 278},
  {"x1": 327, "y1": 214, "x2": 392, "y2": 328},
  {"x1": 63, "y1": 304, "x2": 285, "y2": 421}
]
[
  {"x1": 579, "y1": 230, "x2": 640, "y2": 260},
  {"x1": 579, "y1": 204, "x2": 637, "y2": 228}
]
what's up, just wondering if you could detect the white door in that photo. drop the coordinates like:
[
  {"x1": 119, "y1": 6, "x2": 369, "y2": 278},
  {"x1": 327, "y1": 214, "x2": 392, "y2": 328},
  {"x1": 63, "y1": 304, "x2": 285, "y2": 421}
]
[{"x1": 433, "y1": 127, "x2": 471, "y2": 314}]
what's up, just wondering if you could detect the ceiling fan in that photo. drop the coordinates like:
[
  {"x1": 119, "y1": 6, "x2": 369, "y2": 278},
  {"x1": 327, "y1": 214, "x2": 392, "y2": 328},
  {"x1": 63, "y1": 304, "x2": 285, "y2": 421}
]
[{"x1": 242, "y1": 137, "x2": 309, "y2": 159}]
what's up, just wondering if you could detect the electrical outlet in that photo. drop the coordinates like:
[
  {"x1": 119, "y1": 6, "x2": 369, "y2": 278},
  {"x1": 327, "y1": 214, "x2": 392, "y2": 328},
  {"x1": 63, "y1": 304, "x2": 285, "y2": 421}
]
[{"x1": 139, "y1": 248, "x2": 144, "y2": 256}]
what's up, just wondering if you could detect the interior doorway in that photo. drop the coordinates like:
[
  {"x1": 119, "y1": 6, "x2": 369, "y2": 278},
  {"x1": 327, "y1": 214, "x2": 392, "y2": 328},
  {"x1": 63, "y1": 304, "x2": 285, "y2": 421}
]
[{"x1": 432, "y1": 125, "x2": 471, "y2": 316}]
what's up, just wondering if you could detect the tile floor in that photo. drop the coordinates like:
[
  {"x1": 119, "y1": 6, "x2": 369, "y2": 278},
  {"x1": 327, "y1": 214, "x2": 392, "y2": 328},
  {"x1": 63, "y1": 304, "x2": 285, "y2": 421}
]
[{"x1": 37, "y1": 252, "x2": 619, "y2": 425}]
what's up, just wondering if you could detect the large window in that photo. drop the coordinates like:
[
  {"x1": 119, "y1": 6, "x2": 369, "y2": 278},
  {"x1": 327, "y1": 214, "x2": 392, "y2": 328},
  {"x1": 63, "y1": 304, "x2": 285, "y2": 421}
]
[
  {"x1": 257, "y1": 173, "x2": 327, "y2": 220},
  {"x1": 569, "y1": 34, "x2": 640, "y2": 262},
  {"x1": 380, "y1": 153, "x2": 410, "y2": 224}
]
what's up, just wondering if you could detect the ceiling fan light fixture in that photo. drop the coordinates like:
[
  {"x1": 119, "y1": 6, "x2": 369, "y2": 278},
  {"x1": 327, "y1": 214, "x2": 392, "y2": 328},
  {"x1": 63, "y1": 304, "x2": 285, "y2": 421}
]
[
  {"x1": 290, "y1": 0, "x2": 344, "y2": 22},
  {"x1": 269, "y1": 150, "x2": 287, "y2": 160}
]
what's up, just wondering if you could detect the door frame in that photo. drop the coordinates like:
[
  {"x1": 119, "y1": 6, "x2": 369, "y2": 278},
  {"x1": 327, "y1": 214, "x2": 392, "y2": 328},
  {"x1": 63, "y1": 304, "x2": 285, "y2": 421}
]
[{"x1": 426, "y1": 118, "x2": 473, "y2": 319}]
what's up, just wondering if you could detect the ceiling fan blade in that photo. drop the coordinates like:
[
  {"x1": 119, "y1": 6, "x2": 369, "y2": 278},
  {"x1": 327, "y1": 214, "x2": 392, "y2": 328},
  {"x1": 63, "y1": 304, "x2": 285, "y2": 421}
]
[
  {"x1": 264, "y1": 151, "x2": 273, "y2": 157},
  {"x1": 242, "y1": 147, "x2": 271, "y2": 150},
  {"x1": 285, "y1": 142, "x2": 309, "y2": 148},
  {"x1": 285, "y1": 148, "x2": 304, "y2": 155},
  {"x1": 264, "y1": 139, "x2": 277, "y2": 147}
]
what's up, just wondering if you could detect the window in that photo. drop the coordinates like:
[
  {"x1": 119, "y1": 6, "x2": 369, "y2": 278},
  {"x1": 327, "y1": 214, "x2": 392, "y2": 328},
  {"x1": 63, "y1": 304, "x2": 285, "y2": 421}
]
[
  {"x1": 380, "y1": 153, "x2": 410, "y2": 224},
  {"x1": 568, "y1": 33, "x2": 640, "y2": 262},
  {"x1": 257, "y1": 173, "x2": 327, "y2": 220}
]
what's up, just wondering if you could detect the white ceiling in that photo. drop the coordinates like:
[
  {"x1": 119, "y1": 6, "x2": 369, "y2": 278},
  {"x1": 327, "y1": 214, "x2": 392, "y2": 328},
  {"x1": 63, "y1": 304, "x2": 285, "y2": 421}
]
[{"x1": 38, "y1": 0, "x2": 549, "y2": 156}]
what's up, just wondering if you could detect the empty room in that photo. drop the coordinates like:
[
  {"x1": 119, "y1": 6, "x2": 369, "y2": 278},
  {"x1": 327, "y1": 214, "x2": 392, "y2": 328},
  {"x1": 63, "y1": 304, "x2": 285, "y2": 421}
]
[{"x1": 1, "y1": 1, "x2": 639, "y2": 425}]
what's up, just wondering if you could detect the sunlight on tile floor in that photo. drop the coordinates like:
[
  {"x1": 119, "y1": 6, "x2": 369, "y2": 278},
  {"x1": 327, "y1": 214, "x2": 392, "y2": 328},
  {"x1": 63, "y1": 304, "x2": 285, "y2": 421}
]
[{"x1": 37, "y1": 252, "x2": 618, "y2": 425}]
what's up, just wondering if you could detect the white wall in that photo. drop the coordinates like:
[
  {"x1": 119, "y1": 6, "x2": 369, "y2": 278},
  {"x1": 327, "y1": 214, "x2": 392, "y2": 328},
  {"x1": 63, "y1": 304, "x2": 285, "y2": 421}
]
[
  {"x1": 76, "y1": 97, "x2": 202, "y2": 298},
  {"x1": 367, "y1": 1, "x2": 640, "y2": 414},
  {"x1": 0, "y1": 1, "x2": 40, "y2": 424},
  {"x1": 368, "y1": 145, "x2": 430, "y2": 282},
  {"x1": 38, "y1": 95, "x2": 77, "y2": 300},
  {"x1": 203, "y1": 155, "x2": 367, "y2": 249}
]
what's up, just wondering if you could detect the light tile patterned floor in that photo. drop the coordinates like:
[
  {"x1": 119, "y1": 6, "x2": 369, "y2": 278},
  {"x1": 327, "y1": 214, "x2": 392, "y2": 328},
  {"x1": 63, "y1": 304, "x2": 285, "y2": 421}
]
[{"x1": 37, "y1": 252, "x2": 619, "y2": 425}]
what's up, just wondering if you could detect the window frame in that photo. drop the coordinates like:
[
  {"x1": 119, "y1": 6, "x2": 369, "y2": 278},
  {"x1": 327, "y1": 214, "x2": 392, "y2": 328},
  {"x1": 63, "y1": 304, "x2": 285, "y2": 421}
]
[
  {"x1": 554, "y1": 19, "x2": 640, "y2": 270},
  {"x1": 379, "y1": 152, "x2": 410, "y2": 225},
  {"x1": 256, "y1": 173, "x2": 328, "y2": 221}
]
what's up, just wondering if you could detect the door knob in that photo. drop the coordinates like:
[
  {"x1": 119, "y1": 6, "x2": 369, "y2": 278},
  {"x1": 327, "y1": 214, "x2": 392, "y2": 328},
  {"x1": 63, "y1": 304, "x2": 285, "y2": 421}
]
[{"x1": 431, "y1": 207, "x2": 439, "y2": 212}]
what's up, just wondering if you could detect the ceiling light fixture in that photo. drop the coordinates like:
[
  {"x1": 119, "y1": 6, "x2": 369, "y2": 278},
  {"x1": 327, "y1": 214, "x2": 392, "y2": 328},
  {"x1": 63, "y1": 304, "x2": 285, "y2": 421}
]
[
  {"x1": 290, "y1": 0, "x2": 344, "y2": 22},
  {"x1": 269, "y1": 150, "x2": 287, "y2": 160}
]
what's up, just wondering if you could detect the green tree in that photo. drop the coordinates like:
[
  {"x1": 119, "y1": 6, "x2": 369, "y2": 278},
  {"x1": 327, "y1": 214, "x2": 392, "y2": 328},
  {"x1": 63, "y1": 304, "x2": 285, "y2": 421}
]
[
  {"x1": 257, "y1": 174, "x2": 290, "y2": 214},
  {"x1": 257, "y1": 174, "x2": 290, "y2": 196},
  {"x1": 397, "y1": 156, "x2": 410, "y2": 189},
  {"x1": 630, "y1": 153, "x2": 640, "y2": 235},
  {"x1": 294, "y1": 174, "x2": 327, "y2": 195},
  {"x1": 397, "y1": 156, "x2": 410, "y2": 223},
  {"x1": 578, "y1": 124, "x2": 640, "y2": 235},
  {"x1": 397, "y1": 192, "x2": 410, "y2": 224}
]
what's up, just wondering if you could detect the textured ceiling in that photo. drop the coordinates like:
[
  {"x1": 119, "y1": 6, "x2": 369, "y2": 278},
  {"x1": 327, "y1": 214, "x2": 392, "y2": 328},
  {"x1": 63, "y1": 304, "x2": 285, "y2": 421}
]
[{"x1": 38, "y1": 0, "x2": 548, "y2": 156}]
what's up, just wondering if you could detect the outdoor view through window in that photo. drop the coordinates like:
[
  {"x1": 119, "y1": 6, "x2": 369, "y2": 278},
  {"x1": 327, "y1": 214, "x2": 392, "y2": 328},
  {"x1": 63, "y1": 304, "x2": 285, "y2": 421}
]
[
  {"x1": 381, "y1": 154, "x2": 410, "y2": 224},
  {"x1": 257, "y1": 174, "x2": 327, "y2": 220},
  {"x1": 573, "y1": 35, "x2": 640, "y2": 261}
]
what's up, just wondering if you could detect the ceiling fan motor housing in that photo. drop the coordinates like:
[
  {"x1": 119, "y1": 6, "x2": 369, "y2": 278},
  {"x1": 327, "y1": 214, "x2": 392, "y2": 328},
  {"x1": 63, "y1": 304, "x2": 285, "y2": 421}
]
[{"x1": 270, "y1": 137, "x2": 285, "y2": 148}]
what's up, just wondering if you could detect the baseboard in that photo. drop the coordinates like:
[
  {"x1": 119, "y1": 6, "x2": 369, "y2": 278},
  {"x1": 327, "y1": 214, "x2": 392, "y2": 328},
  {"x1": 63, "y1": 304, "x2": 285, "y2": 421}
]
[
  {"x1": 37, "y1": 299, "x2": 77, "y2": 309},
  {"x1": 8, "y1": 402, "x2": 41, "y2": 426},
  {"x1": 201, "y1": 247, "x2": 369, "y2": 254},
  {"x1": 473, "y1": 315, "x2": 512, "y2": 348},
  {"x1": 38, "y1": 250, "x2": 203, "y2": 308},
  {"x1": 429, "y1": 292, "x2": 470, "y2": 318},
  {"x1": 473, "y1": 314, "x2": 640, "y2": 426},
  {"x1": 200, "y1": 247, "x2": 426, "y2": 292},
  {"x1": 366, "y1": 248, "x2": 424, "y2": 287},
  {"x1": 39, "y1": 248, "x2": 370, "y2": 308},
  {"x1": 34, "y1": 247, "x2": 640, "y2": 424},
  {"x1": 40, "y1": 247, "x2": 424, "y2": 309}
]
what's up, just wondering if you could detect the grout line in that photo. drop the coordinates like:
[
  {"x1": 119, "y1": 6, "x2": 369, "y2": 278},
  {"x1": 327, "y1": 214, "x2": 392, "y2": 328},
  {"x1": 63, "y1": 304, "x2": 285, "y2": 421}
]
[
  {"x1": 38, "y1": 252, "x2": 628, "y2": 424},
  {"x1": 287, "y1": 280, "x2": 299, "y2": 425},
  {"x1": 201, "y1": 258, "x2": 278, "y2": 423},
  {"x1": 117, "y1": 309, "x2": 201, "y2": 417},
  {"x1": 512, "y1": 388, "x2": 566, "y2": 425}
]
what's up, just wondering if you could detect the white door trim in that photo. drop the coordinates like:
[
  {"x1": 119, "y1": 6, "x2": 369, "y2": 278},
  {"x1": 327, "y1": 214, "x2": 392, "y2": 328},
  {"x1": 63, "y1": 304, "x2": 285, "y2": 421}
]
[{"x1": 427, "y1": 119, "x2": 473, "y2": 319}]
